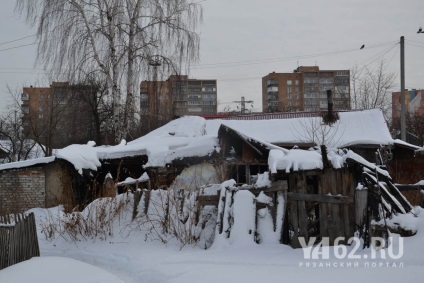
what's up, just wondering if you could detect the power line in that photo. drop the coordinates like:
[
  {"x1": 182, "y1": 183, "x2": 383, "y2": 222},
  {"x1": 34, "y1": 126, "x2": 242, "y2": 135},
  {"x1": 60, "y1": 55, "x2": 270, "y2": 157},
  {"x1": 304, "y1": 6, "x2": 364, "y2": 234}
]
[
  {"x1": 354, "y1": 43, "x2": 399, "y2": 73},
  {"x1": 0, "y1": 34, "x2": 36, "y2": 46},
  {"x1": 406, "y1": 43, "x2": 424, "y2": 49},
  {"x1": 406, "y1": 39, "x2": 424, "y2": 45},
  {"x1": 192, "y1": 41, "x2": 398, "y2": 70},
  {"x1": 196, "y1": 41, "x2": 396, "y2": 67},
  {"x1": 0, "y1": 43, "x2": 36, "y2": 53},
  {"x1": 190, "y1": 42, "x2": 401, "y2": 83},
  {"x1": 202, "y1": 44, "x2": 401, "y2": 83}
]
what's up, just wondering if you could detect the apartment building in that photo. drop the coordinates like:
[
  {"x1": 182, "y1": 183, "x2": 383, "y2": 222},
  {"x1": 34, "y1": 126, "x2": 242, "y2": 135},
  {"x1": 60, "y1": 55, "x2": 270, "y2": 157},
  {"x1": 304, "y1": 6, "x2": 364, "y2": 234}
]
[
  {"x1": 392, "y1": 89, "x2": 424, "y2": 120},
  {"x1": 21, "y1": 82, "x2": 95, "y2": 152},
  {"x1": 262, "y1": 66, "x2": 351, "y2": 112},
  {"x1": 140, "y1": 75, "x2": 217, "y2": 118}
]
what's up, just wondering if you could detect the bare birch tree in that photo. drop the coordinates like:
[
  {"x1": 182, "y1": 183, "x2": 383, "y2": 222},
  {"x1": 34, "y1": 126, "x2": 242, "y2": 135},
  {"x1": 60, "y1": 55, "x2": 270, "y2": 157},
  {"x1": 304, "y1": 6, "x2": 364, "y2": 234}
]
[
  {"x1": 0, "y1": 106, "x2": 40, "y2": 163},
  {"x1": 16, "y1": 0, "x2": 202, "y2": 142},
  {"x1": 351, "y1": 59, "x2": 396, "y2": 116}
]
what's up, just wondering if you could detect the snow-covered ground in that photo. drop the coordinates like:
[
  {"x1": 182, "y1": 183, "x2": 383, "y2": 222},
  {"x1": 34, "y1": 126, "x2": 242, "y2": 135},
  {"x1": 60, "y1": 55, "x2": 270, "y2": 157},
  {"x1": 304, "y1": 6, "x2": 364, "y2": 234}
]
[{"x1": 2, "y1": 194, "x2": 424, "y2": 283}]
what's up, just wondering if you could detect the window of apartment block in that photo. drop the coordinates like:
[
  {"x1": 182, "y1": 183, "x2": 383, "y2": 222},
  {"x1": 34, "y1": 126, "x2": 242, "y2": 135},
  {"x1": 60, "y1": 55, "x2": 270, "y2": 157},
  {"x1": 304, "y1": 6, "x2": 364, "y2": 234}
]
[
  {"x1": 296, "y1": 94, "x2": 299, "y2": 99},
  {"x1": 267, "y1": 79, "x2": 278, "y2": 86},
  {"x1": 287, "y1": 80, "x2": 292, "y2": 85},
  {"x1": 305, "y1": 99, "x2": 318, "y2": 106},
  {"x1": 295, "y1": 87, "x2": 299, "y2": 93},
  {"x1": 319, "y1": 77, "x2": 334, "y2": 84},
  {"x1": 320, "y1": 100, "x2": 328, "y2": 106},
  {"x1": 288, "y1": 101, "x2": 292, "y2": 106},
  {"x1": 288, "y1": 94, "x2": 292, "y2": 99},
  {"x1": 295, "y1": 80, "x2": 299, "y2": 85},
  {"x1": 287, "y1": 87, "x2": 292, "y2": 93},
  {"x1": 335, "y1": 71, "x2": 349, "y2": 76},
  {"x1": 202, "y1": 86, "x2": 216, "y2": 92},
  {"x1": 305, "y1": 93, "x2": 318, "y2": 98},
  {"x1": 304, "y1": 77, "x2": 318, "y2": 84}
]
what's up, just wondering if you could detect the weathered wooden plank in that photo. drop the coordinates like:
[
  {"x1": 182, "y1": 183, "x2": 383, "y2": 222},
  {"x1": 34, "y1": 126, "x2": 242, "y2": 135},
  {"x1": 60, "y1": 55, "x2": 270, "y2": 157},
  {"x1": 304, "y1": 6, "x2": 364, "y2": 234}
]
[
  {"x1": 355, "y1": 189, "x2": 368, "y2": 229},
  {"x1": 289, "y1": 200, "x2": 299, "y2": 248},
  {"x1": 29, "y1": 213, "x2": 40, "y2": 257},
  {"x1": 287, "y1": 192, "x2": 353, "y2": 204},
  {"x1": 144, "y1": 190, "x2": 150, "y2": 215},
  {"x1": 132, "y1": 190, "x2": 143, "y2": 219},
  {"x1": 320, "y1": 169, "x2": 330, "y2": 195},
  {"x1": 319, "y1": 202, "x2": 329, "y2": 240},
  {"x1": 197, "y1": 195, "x2": 220, "y2": 203},
  {"x1": 298, "y1": 200, "x2": 308, "y2": 243},
  {"x1": 275, "y1": 191, "x2": 286, "y2": 243},
  {"x1": 327, "y1": 206, "x2": 336, "y2": 245},
  {"x1": 0, "y1": 228, "x2": 9, "y2": 269},
  {"x1": 343, "y1": 204, "x2": 351, "y2": 239},
  {"x1": 331, "y1": 203, "x2": 341, "y2": 244}
]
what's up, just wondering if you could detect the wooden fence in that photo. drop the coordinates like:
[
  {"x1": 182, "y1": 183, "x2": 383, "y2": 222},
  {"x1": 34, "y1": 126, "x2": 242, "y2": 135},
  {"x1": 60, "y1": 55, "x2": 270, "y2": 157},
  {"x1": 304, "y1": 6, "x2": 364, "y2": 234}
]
[{"x1": 0, "y1": 213, "x2": 40, "y2": 270}]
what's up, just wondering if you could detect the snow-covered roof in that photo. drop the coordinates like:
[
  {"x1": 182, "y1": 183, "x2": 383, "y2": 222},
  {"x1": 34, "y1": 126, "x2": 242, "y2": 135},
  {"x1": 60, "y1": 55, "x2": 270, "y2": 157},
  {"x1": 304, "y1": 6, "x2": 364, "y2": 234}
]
[
  {"x1": 51, "y1": 116, "x2": 219, "y2": 173},
  {"x1": 211, "y1": 109, "x2": 393, "y2": 148},
  {"x1": 0, "y1": 156, "x2": 55, "y2": 171},
  {"x1": 0, "y1": 109, "x2": 396, "y2": 174},
  {"x1": 117, "y1": 172, "x2": 149, "y2": 186},
  {"x1": 394, "y1": 139, "x2": 423, "y2": 150}
]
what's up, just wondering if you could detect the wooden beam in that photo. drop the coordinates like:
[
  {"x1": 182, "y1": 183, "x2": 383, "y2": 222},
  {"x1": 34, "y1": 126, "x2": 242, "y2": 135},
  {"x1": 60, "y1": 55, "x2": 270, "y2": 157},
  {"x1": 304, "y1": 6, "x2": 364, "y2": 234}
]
[{"x1": 287, "y1": 192, "x2": 353, "y2": 204}]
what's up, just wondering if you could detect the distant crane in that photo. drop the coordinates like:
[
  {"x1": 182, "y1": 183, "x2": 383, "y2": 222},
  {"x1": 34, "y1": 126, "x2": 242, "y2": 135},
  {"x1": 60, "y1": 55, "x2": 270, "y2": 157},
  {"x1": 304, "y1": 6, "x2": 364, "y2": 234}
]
[{"x1": 233, "y1": 96, "x2": 253, "y2": 114}]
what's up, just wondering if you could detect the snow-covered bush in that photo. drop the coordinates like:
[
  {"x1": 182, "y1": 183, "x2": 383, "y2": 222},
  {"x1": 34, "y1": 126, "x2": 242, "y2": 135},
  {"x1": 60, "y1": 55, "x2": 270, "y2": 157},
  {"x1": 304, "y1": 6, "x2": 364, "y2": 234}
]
[{"x1": 36, "y1": 194, "x2": 133, "y2": 242}]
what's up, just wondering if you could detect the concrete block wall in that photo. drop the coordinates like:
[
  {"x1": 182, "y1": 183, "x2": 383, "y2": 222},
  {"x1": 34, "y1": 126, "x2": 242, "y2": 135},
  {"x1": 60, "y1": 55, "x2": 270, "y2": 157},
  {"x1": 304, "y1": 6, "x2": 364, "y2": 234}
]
[{"x1": 0, "y1": 167, "x2": 46, "y2": 214}]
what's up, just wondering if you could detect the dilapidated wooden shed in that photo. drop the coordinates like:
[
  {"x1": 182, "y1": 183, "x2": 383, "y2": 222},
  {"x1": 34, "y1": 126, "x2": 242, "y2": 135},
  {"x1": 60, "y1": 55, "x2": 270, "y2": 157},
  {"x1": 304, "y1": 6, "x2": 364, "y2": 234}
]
[{"x1": 214, "y1": 123, "x2": 413, "y2": 248}]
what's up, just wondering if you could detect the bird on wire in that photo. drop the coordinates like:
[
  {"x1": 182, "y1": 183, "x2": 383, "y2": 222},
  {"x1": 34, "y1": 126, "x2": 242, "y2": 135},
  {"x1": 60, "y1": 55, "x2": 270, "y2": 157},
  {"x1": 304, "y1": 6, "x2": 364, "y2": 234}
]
[
  {"x1": 418, "y1": 27, "x2": 423, "y2": 33},
  {"x1": 360, "y1": 44, "x2": 365, "y2": 50}
]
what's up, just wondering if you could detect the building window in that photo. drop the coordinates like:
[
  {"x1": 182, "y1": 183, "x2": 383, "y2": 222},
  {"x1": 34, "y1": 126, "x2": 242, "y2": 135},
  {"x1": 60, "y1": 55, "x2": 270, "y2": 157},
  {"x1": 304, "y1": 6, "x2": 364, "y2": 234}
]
[
  {"x1": 288, "y1": 94, "x2": 292, "y2": 99},
  {"x1": 295, "y1": 80, "x2": 299, "y2": 85},
  {"x1": 267, "y1": 79, "x2": 278, "y2": 86},
  {"x1": 287, "y1": 80, "x2": 292, "y2": 86},
  {"x1": 287, "y1": 87, "x2": 292, "y2": 93}
]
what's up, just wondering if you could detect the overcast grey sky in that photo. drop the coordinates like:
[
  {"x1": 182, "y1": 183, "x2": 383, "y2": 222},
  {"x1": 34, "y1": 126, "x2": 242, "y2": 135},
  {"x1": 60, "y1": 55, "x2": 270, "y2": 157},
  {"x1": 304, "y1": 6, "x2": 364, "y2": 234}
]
[{"x1": 1, "y1": 0, "x2": 424, "y2": 114}]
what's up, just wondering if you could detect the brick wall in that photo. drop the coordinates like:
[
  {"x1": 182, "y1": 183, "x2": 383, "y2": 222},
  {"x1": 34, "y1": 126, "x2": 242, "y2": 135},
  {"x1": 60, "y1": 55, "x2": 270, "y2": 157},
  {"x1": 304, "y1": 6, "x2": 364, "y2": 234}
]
[{"x1": 0, "y1": 167, "x2": 46, "y2": 214}]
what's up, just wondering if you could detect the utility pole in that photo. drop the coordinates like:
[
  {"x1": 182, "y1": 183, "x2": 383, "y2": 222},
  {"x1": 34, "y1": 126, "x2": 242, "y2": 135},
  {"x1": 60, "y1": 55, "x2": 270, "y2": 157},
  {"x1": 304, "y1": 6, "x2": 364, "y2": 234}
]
[
  {"x1": 149, "y1": 55, "x2": 162, "y2": 128},
  {"x1": 400, "y1": 36, "x2": 406, "y2": 141},
  {"x1": 233, "y1": 96, "x2": 253, "y2": 114}
]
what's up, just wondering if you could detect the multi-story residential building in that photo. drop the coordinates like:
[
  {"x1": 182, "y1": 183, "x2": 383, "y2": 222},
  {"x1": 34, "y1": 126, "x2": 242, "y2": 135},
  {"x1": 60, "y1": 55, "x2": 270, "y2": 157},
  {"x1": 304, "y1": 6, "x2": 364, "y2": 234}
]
[
  {"x1": 140, "y1": 75, "x2": 217, "y2": 118},
  {"x1": 392, "y1": 89, "x2": 424, "y2": 120},
  {"x1": 21, "y1": 82, "x2": 95, "y2": 153},
  {"x1": 262, "y1": 66, "x2": 351, "y2": 112},
  {"x1": 392, "y1": 89, "x2": 424, "y2": 145}
]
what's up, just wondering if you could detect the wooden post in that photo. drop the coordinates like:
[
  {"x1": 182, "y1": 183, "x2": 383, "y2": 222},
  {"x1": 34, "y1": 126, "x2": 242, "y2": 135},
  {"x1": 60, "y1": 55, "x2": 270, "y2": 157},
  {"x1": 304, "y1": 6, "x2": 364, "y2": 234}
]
[
  {"x1": 355, "y1": 189, "x2": 368, "y2": 232},
  {"x1": 132, "y1": 190, "x2": 143, "y2": 219},
  {"x1": 144, "y1": 190, "x2": 150, "y2": 215},
  {"x1": 245, "y1": 165, "x2": 251, "y2": 184}
]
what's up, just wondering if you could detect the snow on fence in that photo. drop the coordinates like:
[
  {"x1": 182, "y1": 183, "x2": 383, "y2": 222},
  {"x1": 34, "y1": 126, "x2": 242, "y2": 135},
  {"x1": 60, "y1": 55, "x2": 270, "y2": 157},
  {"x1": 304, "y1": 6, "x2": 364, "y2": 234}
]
[
  {"x1": 0, "y1": 213, "x2": 40, "y2": 270},
  {"x1": 128, "y1": 171, "x2": 413, "y2": 249},
  {"x1": 131, "y1": 180, "x2": 287, "y2": 248}
]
